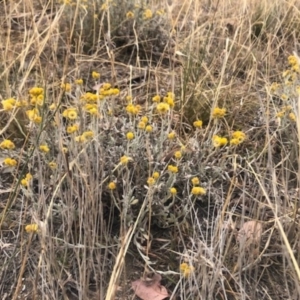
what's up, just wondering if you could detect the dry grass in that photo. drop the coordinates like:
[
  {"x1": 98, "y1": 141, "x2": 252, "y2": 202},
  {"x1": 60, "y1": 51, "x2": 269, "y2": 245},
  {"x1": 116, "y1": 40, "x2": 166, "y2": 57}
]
[{"x1": 1, "y1": 0, "x2": 300, "y2": 299}]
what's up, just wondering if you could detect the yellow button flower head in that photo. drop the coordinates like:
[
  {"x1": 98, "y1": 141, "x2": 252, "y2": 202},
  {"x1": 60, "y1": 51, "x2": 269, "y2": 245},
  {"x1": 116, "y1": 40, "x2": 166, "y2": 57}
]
[
  {"x1": 147, "y1": 177, "x2": 155, "y2": 186},
  {"x1": 82, "y1": 131, "x2": 94, "y2": 139},
  {"x1": 288, "y1": 55, "x2": 298, "y2": 67},
  {"x1": 25, "y1": 224, "x2": 38, "y2": 233},
  {"x1": 191, "y1": 177, "x2": 200, "y2": 186},
  {"x1": 120, "y1": 155, "x2": 131, "y2": 165},
  {"x1": 232, "y1": 131, "x2": 246, "y2": 143},
  {"x1": 62, "y1": 108, "x2": 78, "y2": 120},
  {"x1": 2, "y1": 98, "x2": 16, "y2": 111},
  {"x1": 289, "y1": 112, "x2": 296, "y2": 122},
  {"x1": 48, "y1": 161, "x2": 57, "y2": 169},
  {"x1": 168, "y1": 132, "x2": 176, "y2": 140},
  {"x1": 180, "y1": 263, "x2": 194, "y2": 278},
  {"x1": 126, "y1": 11, "x2": 134, "y2": 19},
  {"x1": 92, "y1": 71, "x2": 100, "y2": 79},
  {"x1": 193, "y1": 120, "x2": 203, "y2": 128},
  {"x1": 39, "y1": 144, "x2": 50, "y2": 153},
  {"x1": 26, "y1": 108, "x2": 42, "y2": 124},
  {"x1": 126, "y1": 104, "x2": 140, "y2": 115},
  {"x1": 145, "y1": 125, "x2": 153, "y2": 132},
  {"x1": 3, "y1": 158, "x2": 17, "y2": 167},
  {"x1": 174, "y1": 151, "x2": 182, "y2": 159},
  {"x1": 138, "y1": 121, "x2": 146, "y2": 129},
  {"x1": 212, "y1": 135, "x2": 228, "y2": 147},
  {"x1": 75, "y1": 78, "x2": 83, "y2": 85},
  {"x1": 143, "y1": 8, "x2": 153, "y2": 19},
  {"x1": 152, "y1": 172, "x2": 160, "y2": 179},
  {"x1": 141, "y1": 116, "x2": 148, "y2": 124},
  {"x1": 156, "y1": 102, "x2": 170, "y2": 114},
  {"x1": 29, "y1": 87, "x2": 44, "y2": 97},
  {"x1": 0, "y1": 139, "x2": 15, "y2": 150},
  {"x1": 126, "y1": 132, "x2": 134, "y2": 140},
  {"x1": 170, "y1": 187, "x2": 177, "y2": 195},
  {"x1": 212, "y1": 107, "x2": 226, "y2": 119},
  {"x1": 168, "y1": 165, "x2": 178, "y2": 173},
  {"x1": 61, "y1": 83, "x2": 71, "y2": 92},
  {"x1": 67, "y1": 124, "x2": 79, "y2": 134},
  {"x1": 191, "y1": 186, "x2": 206, "y2": 195},
  {"x1": 108, "y1": 182, "x2": 116, "y2": 190},
  {"x1": 152, "y1": 95, "x2": 161, "y2": 102},
  {"x1": 21, "y1": 173, "x2": 33, "y2": 187}
]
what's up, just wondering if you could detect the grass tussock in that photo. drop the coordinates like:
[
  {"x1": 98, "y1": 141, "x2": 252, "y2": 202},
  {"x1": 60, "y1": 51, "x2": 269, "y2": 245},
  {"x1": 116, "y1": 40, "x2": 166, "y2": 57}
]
[{"x1": 1, "y1": 0, "x2": 300, "y2": 299}]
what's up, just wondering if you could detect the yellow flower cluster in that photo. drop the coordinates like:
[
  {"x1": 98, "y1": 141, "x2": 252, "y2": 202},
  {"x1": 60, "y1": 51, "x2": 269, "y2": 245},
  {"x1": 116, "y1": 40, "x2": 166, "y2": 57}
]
[
  {"x1": 39, "y1": 144, "x2": 50, "y2": 153},
  {"x1": 126, "y1": 104, "x2": 141, "y2": 115},
  {"x1": 190, "y1": 176, "x2": 206, "y2": 196},
  {"x1": 25, "y1": 223, "x2": 38, "y2": 233},
  {"x1": 147, "y1": 172, "x2": 160, "y2": 186},
  {"x1": 0, "y1": 139, "x2": 15, "y2": 150},
  {"x1": 193, "y1": 120, "x2": 203, "y2": 128},
  {"x1": 29, "y1": 87, "x2": 44, "y2": 106},
  {"x1": 3, "y1": 158, "x2": 17, "y2": 167},
  {"x1": 230, "y1": 131, "x2": 246, "y2": 145},
  {"x1": 212, "y1": 107, "x2": 226, "y2": 119},
  {"x1": 62, "y1": 107, "x2": 78, "y2": 120},
  {"x1": 21, "y1": 173, "x2": 32, "y2": 187},
  {"x1": 2, "y1": 98, "x2": 16, "y2": 111},
  {"x1": 180, "y1": 263, "x2": 194, "y2": 278},
  {"x1": 212, "y1": 135, "x2": 228, "y2": 147},
  {"x1": 168, "y1": 165, "x2": 178, "y2": 173},
  {"x1": 108, "y1": 181, "x2": 116, "y2": 190},
  {"x1": 26, "y1": 108, "x2": 42, "y2": 124},
  {"x1": 288, "y1": 55, "x2": 300, "y2": 73}
]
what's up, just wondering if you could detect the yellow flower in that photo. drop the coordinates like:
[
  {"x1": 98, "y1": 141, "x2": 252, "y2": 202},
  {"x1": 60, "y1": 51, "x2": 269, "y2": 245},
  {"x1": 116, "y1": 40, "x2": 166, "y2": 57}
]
[
  {"x1": 0, "y1": 139, "x2": 15, "y2": 150},
  {"x1": 281, "y1": 94, "x2": 288, "y2": 101},
  {"x1": 67, "y1": 124, "x2": 79, "y2": 134},
  {"x1": 141, "y1": 116, "x2": 148, "y2": 124},
  {"x1": 26, "y1": 108, "x2": 42, "y2": 124},
  {"x1": 138, "y1": 121, "x2": 146, "y2": 129},
  {"x1": 102, "y1": 83, "x2": 112, "y2": 90},
  {"x1": 212, "y1": 135, "x2": 228, "y2": 147},
  {"x1": 156, "y1": 102, "x2": 170, "y2": 114},
  {"x1": 61, "y1": 83, "x2": 71, "y2": 92},
  {"x1": 49, "y1": 103, "x2": 57, "y2": 110},
  {"x1": 191, "y1": 186, "x2": 206, "y2": 195},
  {"x1": 2, "y1": 98, "x2": 16, "y2": 110},
  {"x1": 120, "y1": 155, "x2": 131, "y2": 165},
  {"x1": 3, "y1": 158, "x2": 17, "y2": 167},
  {"x1": 126, "y1": 104, "x2": 140, "y2": 115},
  {"x1": 29, "y1": 87, "x2": 44, "y2": 97},
  {"x1": 48, "y1": 161, "x2": 57, "y2": 169},
  {"x1": 212, "y1": 107, "x2": 226, "y2": 119},
  {"x1": 168, "y1": 165, "x2": 178, "y2": 173},
  {"x1": 289, "y1": 112, "x2": 296, "y2": 122},
  {"x1": 174, "y1": 151, "x2": 182, "y2": 159},
  {"x1": 152, "y1": 172, "x2": 160, "y2": 179},
  {"x1": 82, "y1": 131, "x2": 94, "y2": 139},
  {"x1": 193, "y1": 120, "x2": 203, "y2": 128},
  {"x1": 145, "y1": 125, "x2": 153, "y2": 132},
  {"x1": 147, "y1": 177, "x2": 155, "y2": 186},
  {"x1": 232, "y1": 131, "x2": 246, "y2": 143},
  {"x1": 126, "y1": 132, "x2": 135, "y2": 140},
  {"x1": 126, "y1": 11, "x2": 134, "y2": 18},
  {"x1": 168, "y1": 132, "x2": 176, "y2": 140},
  {"x1": 75, "y1": 78, "x2": 83, "y2": 85},
  {"x1": 288, "y1": 55, "x2": 298, "y2": 67},
  {"x1": 230, "y1": 138, "x2": 240, "y2": 146},
  {"x1": 152, "y1": 95, "x2": 161, "y2": 102},
  {"x1": 92, "y1": 71, "x2": 100, "y2": 79},
  {"x1": 39, "y1": 144, "x2": 50, "y2": 153},
  {"x1": 180, "y1": 263, "x2": 194, "y2": 278},
  {"x1": 75, "y1": 135, "x2": 86, "y2": 143},
  {"x1": 276, "y1": 111, "x2": 285, "y2": 118},
  {"x1": 108, "y1": 182, "x2": 116, "y2": 190},
  {"x1": 25, "y1": 224, "x2": 38, "y2": 233},
  {"x1": 126, "y1": 95, "x2": 132, "y2": 102},
  {"x1": 191, "y1": 177, "x2": 200, "y2": 186},
  {"x1": 21, "y1": 173, "x2": 32, "y2": 187},
  {"x1": 170, "y1": 187, "x2": 177, "y2": 195},
  {"x1": 62, "y1": 108, "x2": 78, "y2": 120},
  {"x1": 143, "y1": 8, "x2": 153, "y2": 19}
]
